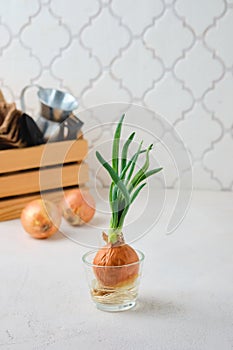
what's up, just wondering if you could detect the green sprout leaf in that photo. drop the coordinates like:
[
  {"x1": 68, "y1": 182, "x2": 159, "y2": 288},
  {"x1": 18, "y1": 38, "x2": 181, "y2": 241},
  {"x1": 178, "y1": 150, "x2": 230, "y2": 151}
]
[
  {"x1": 125, "y1": 141, "x2": 143, "y2": 185},
  {"x1": 96, "y1": 151, "x2": 130, "y2": 206},
  {"x1": 121, "y1": 132, "x2": 135, "y2": 173},
  {"x1": 112, "y1": 114, "x2": 125, "y2": 175},
  {"x1": 95, "y1": 115, "x2": 163, "y2": 234},
  {"x1": 131, "y1": 182, "x2": 147, "y2": 204},
  {"x1": 135, "y1": 167, "x2": 163, "y2": 185},
  {"x1": 129, "y1": 144, "x2": 153, "y2": 190}
]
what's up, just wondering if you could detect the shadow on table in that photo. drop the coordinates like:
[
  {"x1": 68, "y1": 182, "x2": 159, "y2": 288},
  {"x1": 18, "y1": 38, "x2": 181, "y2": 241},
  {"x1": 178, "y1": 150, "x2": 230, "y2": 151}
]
[
  {"x1": 130, "y1": 296, "x2": 184, "y2": 316},
  {"x1": 49, "y1": 231, "x2": 66, "y2": 241}
]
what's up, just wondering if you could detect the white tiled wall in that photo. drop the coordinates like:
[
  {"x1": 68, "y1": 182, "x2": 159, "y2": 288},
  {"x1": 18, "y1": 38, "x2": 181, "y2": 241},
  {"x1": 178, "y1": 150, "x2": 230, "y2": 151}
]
[{"x1": 0, "y1": 0, "x2": 232, "y2": 190}]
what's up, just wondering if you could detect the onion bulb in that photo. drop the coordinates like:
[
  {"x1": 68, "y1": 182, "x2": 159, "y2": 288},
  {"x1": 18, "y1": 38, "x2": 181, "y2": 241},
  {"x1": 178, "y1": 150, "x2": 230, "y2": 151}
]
[
  {"x1": 93, "y1": 243, "x2": 139, "y2": 287},
  {"x1": 21, "y1": 199, "x2": 61, "y2": 239},
  {"x1": 61, "y1": 189, "x2": 95, "y2": 226}
]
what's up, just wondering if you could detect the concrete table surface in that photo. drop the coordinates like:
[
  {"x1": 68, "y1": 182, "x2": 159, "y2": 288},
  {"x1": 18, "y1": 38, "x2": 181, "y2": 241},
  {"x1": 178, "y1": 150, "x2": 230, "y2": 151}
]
[{"x1": 0, "y1": 189, "x2": 232, "y2": 350}]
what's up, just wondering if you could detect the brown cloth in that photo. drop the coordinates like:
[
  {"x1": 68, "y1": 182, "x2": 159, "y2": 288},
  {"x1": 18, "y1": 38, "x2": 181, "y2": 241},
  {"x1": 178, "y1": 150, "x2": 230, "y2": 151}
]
[{"x1": 0, "y1": 101, "x2": 44, "y2": 150}]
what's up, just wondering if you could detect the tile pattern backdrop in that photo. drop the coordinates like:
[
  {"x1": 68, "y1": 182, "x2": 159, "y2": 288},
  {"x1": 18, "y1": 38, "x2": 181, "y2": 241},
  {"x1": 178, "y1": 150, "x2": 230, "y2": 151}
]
[{"x1": 0, "y1": 0, "x2": 232, "y2": 190}]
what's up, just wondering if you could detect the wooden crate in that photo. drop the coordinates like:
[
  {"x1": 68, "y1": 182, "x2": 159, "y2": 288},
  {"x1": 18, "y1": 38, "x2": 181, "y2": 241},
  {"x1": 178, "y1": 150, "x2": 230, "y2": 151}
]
[{"x1": 0, "y1": 135, "x2": 89, "y2": 221}]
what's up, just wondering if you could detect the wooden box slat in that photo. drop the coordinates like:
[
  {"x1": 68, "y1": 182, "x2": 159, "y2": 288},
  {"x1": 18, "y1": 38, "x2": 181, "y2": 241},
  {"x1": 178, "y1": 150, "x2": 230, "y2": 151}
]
[
  {"x1": 0, "y1": 139, "x2": 88, "y2": 174},
  {"x1": 0, "y1": 163, "x2": 88, "y2": 198}
]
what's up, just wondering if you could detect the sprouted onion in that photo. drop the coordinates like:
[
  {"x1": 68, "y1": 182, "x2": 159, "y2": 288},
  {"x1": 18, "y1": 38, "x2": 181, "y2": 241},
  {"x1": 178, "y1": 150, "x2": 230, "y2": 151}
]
[{"x1": 93, "y1": 115, "x2": 163, "y2": 287}]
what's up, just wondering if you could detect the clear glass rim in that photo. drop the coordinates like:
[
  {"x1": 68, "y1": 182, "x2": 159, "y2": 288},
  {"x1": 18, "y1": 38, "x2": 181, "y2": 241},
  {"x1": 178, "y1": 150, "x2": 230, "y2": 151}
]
[{"x1": 82, "y1": 248, "x2": 145, "y2": 268}]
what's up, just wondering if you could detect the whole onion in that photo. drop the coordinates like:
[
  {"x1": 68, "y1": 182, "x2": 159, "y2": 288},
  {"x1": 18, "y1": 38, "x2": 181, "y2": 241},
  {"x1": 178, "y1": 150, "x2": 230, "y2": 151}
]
[
  {"x1": 21, "y1": 199, "x2": 61, "y2": 239},
  {"x1": 61, "y1": 189, "x2": 95, "y2": 226}
]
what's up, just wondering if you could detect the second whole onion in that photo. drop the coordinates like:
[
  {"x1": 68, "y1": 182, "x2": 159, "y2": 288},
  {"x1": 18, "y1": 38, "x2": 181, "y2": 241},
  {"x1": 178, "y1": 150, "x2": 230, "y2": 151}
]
[{"x1": 61, "y1": 189, "x2": 96, "y2": 226}]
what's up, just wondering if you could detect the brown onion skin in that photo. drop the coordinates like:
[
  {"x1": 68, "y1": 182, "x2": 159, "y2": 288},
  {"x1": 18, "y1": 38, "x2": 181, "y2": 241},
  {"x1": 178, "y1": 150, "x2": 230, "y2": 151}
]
[
  {"x1": 93, "y1": 244, "x2": 139, "y2": 287},
  {"x1": 62, "y1": 189, "x2": 95, "y2": 226},
  {"x1": 21, "y1": 199, "x2": 61, "y2": 239}
]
